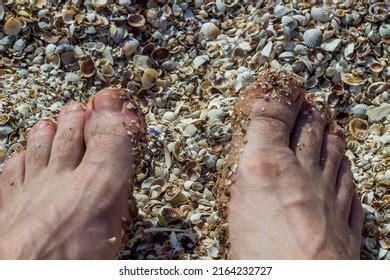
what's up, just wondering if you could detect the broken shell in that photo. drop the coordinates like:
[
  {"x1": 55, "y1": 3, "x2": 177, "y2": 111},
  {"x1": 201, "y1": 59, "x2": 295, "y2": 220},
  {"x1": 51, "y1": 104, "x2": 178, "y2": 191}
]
[
  {"x1": 4, "y1": 17, "x2": 22, "y2": 36},
  {"x1": 193, "y1": 55, "x2": 209, "y2": 68},
  {"x1": 142, "y1": 69, "x2": 159, "y2": 89},
  {"x1": 369, "y1": 3, "x2": 390, "y2": 21},
  {"x1": 281, "y1": 16, "x2": 297, "y2": 30},
  {"x1": 379, "y1": 24, "x2": 390, "y2": 39},
  {"x1": 91, "y1": 0, "x2": 107, "y2": 9},
  {"x1": 0, "y1": 114, "x2": 10, "y2": 125},
  {"x1": 158, "y1": 207, "x2": 183, "y2": 226},
  {"x1": 311, "y1": 7, "x2": 330, "y2": 23},
  {"x1": 303, "y1": 28, "x2": 322, "y2": 48},
  {"x1": 377, "y1": 170, "x2": 390, "y2": 186},
  {"x1": 369, "y1": 63, "x2": 385, "y2": 74},
  {"x1": 151, "y1": 47, "x2": 170, "y2": 61},
  {"x1": 128, "y1": 14, "x2": 146, "y2": 28},
  {"x1": 162, "y1": 111, "x2": 178, "y2": 122},
  {"x1": 350, "y1": 104, "x2": 369, "y2": 118},
  {"x1": 80, "y1": 57, "x2": 95, "y2": 78},
  {"x1": 45, "y1": 53, "x2": 61, "y2": 69},
  {"x1": 200, "y1": 22, "x2": 220, "y2": 41},
  {"x1": 341, "y1": 73, "x2": 365, "y2": 86},
  {"x1": 232, "y1": 47, "x2": 247, "y2": 60},
  {"x1": 123, "y1": 39, "x2": 139, "y2": 56},
  {"x1": 366, "y1": 104, "x2": 390, "y2": 122},
  {"x1": 64, "y1": 72, "x2": 80, "y2": 83},
  {"x1": 348, "y1": 118, "x2": 368, "y2": 141}
]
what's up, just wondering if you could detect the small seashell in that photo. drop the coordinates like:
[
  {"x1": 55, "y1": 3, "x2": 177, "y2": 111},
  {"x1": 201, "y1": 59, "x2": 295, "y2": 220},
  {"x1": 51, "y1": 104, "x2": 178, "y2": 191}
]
[
  {"x1": 13, "y1": 38, "x2": 26, "y2": 52},
  {"x1": 215, "y1": 0, "x2": 226, "y2": 13},
  {"x1": 350, "y1": 104, "x2": 369, "y2": 119},
  {"x1": 45, "y1": 53, "x2": 61, "y2": 69},
  {"x1": 128, "y1": 14, "x2": 146, "y2": 28},
  {"x1": 366, "y1": 104, "x2": 390, "y2": 122},
  {"x1": 133, "y1": 55, "x2": 151, "y2": 71},
  {"x1": 260, "y1": 41, "x2": 273, "y2": 58},
  {"x1": 200, "y1": 22, "x2": 220, "y2": 41},
  {"x1": 369, "y1": 123, "x2": 383, "y2": 136},
  {"x1": 274, "y1": 5, "x2": 290, "y2": 17},
  {"x1": 311, "y1": 7, "x2": 330, "y2": 23},
  {"x1": 369, "y1": 3, "x2": 390, "y2": 21},
  {"x1": 0, "y1": 125, "x2": 13, "y2": 136},
  {"x1": 80, "y1": 57, "x2": 95, "y2": 78},
  {"x1": 61, "y1": 51, "x2": 77, "y2": 67},
  {"x1": 158, "y1": 207, "x2": 183, "y2": 226},
  {"x1": 162, "y1": 111, "x2": 178, "y2": 122},
  {"x1": 65, "y1": 72, "x2": 81, "y2": 83},
  {"x1": 377, "y1": 170, "x2": 390, "y2": 186},
  {"x1": 341, "y1": 73, "x2": 365, "y2": 86},
  {"x1": 0, "y1": 5, "x2": 4, "y2": 21},
  {"x1": 123, "y1": 39, "x2": 139, "y2": 56},
  {"x1": 184, "y1": 124, "x2": 197, "y2": 137},
  {"x1": 193, "y1": 55, "x2": 209, "y2": 69},
  {"x1": 369, "y1": 62, "x2": 385, "y2": 74},
  {"x1": 281, "y1": 16, "x2": 297, "y2": 30},
  {"x1": 151, "y1": 47, "x2": 170, "y2": 61},
  {"x1": 303, "y1": 28, "x2": 322, "y2": 48},
  {"x1": 0, "y1": 114, "x2": 10, "y2": 125},
  {"x1": 91, "y1": 0, "x2": 107, "y2": 9},
  {"x1": 232, "y1": 47, "x2": 247, "y2": 60},
  {"x1": 142, "y1": 69, "x2": 159, "y2": 89},
  {"x1": 321, "y1": 38, "x2": 341, "y2": 52},
  {"x1": 4, "y1": 17, "x2": 22, "y2": 36},
  {"x1": 379, "y1": 24, "x2": 390, "y2": 39},
  {"x1": 348, "y1": 118, "x2": 368, "y2": 141}
]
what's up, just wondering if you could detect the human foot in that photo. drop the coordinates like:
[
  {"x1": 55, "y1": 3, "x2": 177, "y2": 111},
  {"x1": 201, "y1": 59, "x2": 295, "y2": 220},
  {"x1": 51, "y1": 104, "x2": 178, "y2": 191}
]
[
  {"x1": 221, "y1": 70, "x2": 363, "y2": 259},
  {"x1": 0, "y1": 89, "x2": 144, "y2": 259}
]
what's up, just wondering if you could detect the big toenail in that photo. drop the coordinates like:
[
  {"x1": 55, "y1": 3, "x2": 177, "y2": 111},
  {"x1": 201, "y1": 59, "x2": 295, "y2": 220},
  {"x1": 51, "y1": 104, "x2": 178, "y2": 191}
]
[{"x1": 93, "y1": 90, "x2": 123, "y2": 112}]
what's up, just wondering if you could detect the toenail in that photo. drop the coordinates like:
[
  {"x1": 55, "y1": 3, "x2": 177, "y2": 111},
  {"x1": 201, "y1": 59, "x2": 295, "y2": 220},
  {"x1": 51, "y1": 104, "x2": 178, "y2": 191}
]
[{"x1": 93, "y1": 90, "x2": 124, "y2": 112}]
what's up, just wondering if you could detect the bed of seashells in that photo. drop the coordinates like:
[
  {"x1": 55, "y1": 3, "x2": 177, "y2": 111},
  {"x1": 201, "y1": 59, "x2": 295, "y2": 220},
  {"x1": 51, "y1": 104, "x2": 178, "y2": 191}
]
[{"x1": 0, "y1": 0, "x2": 389, "y2": 260}]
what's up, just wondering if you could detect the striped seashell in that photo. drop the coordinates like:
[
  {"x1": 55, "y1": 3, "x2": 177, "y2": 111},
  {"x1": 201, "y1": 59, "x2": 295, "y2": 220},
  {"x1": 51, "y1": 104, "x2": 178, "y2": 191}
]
[
  {"x1": 303, "y1": 28, "x2": 322, "y2": 48},
  {"x1": 281, "y1": 16, "x2": 297, "y2": 30},
  {"x1": 310, "y1": 7, "x2": 330, "y2": 23},
  {"x1": 346, "y1": 140, "x2": 359, "y2": 152},
  {"x1": 350, "y1": 104, "x2": 369, "y2": 118}
]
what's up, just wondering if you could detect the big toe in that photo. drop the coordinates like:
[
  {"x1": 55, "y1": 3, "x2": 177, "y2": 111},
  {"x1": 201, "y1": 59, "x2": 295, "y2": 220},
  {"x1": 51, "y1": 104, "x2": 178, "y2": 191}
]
[{"x1": 80, "y1": 89, "x2": 144, "y2": 180}]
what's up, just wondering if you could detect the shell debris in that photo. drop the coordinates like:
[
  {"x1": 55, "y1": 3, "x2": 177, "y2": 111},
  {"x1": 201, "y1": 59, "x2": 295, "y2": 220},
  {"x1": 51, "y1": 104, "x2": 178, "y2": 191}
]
[{"x1": 0, "y1": 1, "x2": 389, "y2": 261}]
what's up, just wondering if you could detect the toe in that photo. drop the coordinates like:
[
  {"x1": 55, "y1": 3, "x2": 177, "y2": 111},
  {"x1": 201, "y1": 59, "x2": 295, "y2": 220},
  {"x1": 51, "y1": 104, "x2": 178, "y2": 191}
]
[
  {"x1": 242, "y1": 70, "x2": 304, "y2": 152},
  {"x1": 49, "y1": 103, "x2": 86, "y2": 171},
  {"x1": 25, "y1": 120, "x2": 57, "y2": 179},
  {"x1": 335, "y1": 160, "x2": 355, "y2": 223},
  {"x1": 80, "y1": 89, "x2": 140, "y2": 180},
  {"x1": 320, "y1": 123, "x2": 345, "y2": 181},
  {"x1": 2, "y1": 151, "x2": 25, "y2": 187},
  {"x1": 290, "y1": 103, "x2": 328, "y2": 168}
]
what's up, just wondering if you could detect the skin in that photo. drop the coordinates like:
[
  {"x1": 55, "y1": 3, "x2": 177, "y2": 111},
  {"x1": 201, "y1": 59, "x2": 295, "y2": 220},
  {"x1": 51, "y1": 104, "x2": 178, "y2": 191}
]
[{"x1": 0, "y1": 81, "x2": 363, "y2": 259}]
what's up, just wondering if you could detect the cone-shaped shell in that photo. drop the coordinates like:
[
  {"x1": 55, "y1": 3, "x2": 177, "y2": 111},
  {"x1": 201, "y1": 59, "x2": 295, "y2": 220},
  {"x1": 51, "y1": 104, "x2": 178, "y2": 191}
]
[{"x1": 4, "y1": 17, "x2": 22, "y2": 36}]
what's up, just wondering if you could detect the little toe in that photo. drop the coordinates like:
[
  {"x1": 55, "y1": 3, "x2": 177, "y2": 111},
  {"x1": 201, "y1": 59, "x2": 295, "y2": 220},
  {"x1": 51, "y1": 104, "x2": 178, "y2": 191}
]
[
  {"x1": 335, "y1": 159, "x2": 355, "y2": 223},
  {"x1": 81, "y1": 88, "x2": 140, "y2": 179},
  {"x1": 290, "y1": 103, "x2": 328, "y2": 168},
  {"x1": 242, "y1": 70, "x2": 304, "y2": 152},
  {"x1": 320, "y1": 123, "x2": 345, "y2": 181},
  {"x1": 2, "y1": 151, "x2": 25, "y2": 187},
  {"x1": 49, "y1": 103, "x2": 86, "y2": 171},
  {"x1": 25, "y1": 120, "x2": 57, "y2": 179}
]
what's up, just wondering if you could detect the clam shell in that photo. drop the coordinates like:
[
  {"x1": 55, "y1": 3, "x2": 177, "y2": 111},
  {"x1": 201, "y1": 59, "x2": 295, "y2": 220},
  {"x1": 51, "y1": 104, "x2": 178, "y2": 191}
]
[
  {"x1": 0, "y1": 114, "x2": 10, "y2": 125},
  {"x1": 60, "y1": 51, "x2": 77, "y2": 66},
  {"x1": 193, "y1": 55, "x2": 209, "y2": 68},
  {"x1": 274, "y1": 5, "x2": 290, "y2": 17},
  {"x1": 45, "y1": 53, "x2": 61, "y2": 69},
  {"x1": 151, "y1": 47, "x2": 170, "y2": 61},
  {"x1": 91, "y1": 0, "x2": 107, "y2": 9},
  {"x1": 4, "y1": 17, "x2": 22, "y2": 36},
  {"x1": 142, "y1": 69, "x2": 159, "y2": 89},
  {"x1": 311, "y1": 7, "x2": 330, "y2": 23},
  {"x1": 341, "y1": 73, "x2": 365, "y2": 86},
  {"x1": 200, "y1": 22, "x2": 220, "y2": 40},
  {"x1": 123, "y1": 39, "x2": 139, "y2": 56},
  {"x1": 366, "y1": 104, "x2": 390, "y2": 122},
  {"x1": 128, "y1": 14, "x2": 146, "y2": 28},
  {"x1": 281, "y1": 16, "x2": 297, "y2": 30},
  {"x1": 303, "y1": 28, "x2": 322, "y2": 48},
  {"x1": 348, "y1": 118, "x2": 368, "y2": 141},
  {"x1": 369, "y1": 3, "x2": 390, "y2": 21},
  {"x1": 80, "y1": 57, "x2": 95, "y2": 78},
  {"x1": 379, "y1": 24, "x2": 390, "y2": 39},
  {"x1": 350, "y1": 104, "x2": 369, "y2": 118}
]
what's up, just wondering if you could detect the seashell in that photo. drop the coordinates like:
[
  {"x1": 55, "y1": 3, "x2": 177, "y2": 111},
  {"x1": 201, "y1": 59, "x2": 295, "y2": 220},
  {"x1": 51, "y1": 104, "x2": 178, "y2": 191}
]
[
  {"x1": 379, "y1": 24, "x2": 390, "y2": 40},
  {"x1": 369, "y1": 123, "x2": 383, "y2": 136},
  {"x1": 123, "y1": 39, "x2": 139, "y2": 56},
  {"x1": 133, "y1": 55, "x2": 151, "y2": 71},
  {"x1": 193, "y1": 55, "x2": 209, "y2": 69},
  {"x1": 348, "y1": 118, "x2": 368, "y2": 141},
  {"x1": 303, "y1": 28, "x2": 322, "y2": 48},
  {"x1": 60, "y1": 51, "x2": 77, "y2": 66},
  {"x1": 45, "y1": 53, "x2": 61, "y2": 69},
  {"x1": 366, "y1": 104, "x2": 390, "y2": 122},
  {"x1": 232, "y1": 47, "x2": 247, "y2": 60},
  {"x1": 0, "y1": 114, "x2": 10, "y2": 125},
  {"x1": 377, "y1": 170, "x2": 390, "y2": 186},
  {"x1": 164, "y1": 185, "x2": 188, "y2": 206},
  {"x1": 91, "y1": 0, "x2": 107, "y2": 9},
  {"x1": 128, "y1": 14, "x2": 146, "y2": 28},
  {"x1": 215, "y1": 0, "x2": 226, "y2": 13},
  {"x1": 118, "y1": 0, "x2": 130, "y2": 6},
  {"x1": 311, "y1": 7, "x2": 330, "y2": 23},
  {"x1": 64, "y1": 72, "x2": 81, "y2": 83},
  {"x1": 0, "y1": 125, "x2": 13, "y2": 136},
  {"x1": 0, "y1": 5, "x2": 4, "y2": 21},
  {"x1": 341, "y1": 73, "x2": 365, "y2": 86},
  {"x1": 321, "y1": 38, "x2": 341, "y2": 52},
  {"x1": 274, "y1": 5, "x2": 290, "y2": 17},
  {"x1": 162, "y1": 111, "x2": 178, "y2": 122},
  {"x1": 62, "y1": 8, "x2": 76, "y2": 24},
  {"x1": 151, "y1": 47, "x2": 169, "y2": 61},
  {"x1": 292, "y1": 14, "x2": 307, "y2": 26},
  {"x1": 369, "y1": 3, "x2": 390, "y2": 21},
  {"x1": 42, "y1": 33, "x2": 61, "y2": 44},
  {"x1": 260, "y1": 41, "x2": 273, "y2": 58},
  {"x1": 158, "y1": 207, "x2": 183, "y2": 226},
  {"x1": 13, "y1": 38, "x2": 26, "y2": 52},
  {"x1": 281, "y1": 16, "x2": 297, "y2": 30},
  {"x1": 80, "y1": 57, "x2": 95, "y2": 78},
  {"x1": 350, "y1": 104, "x2": 369, "y2": 118},
  {"x1": 331, "y1": 83, "x2": 344, "y2": 96},
  {"x1": 4, "y1": 17, "x2": 22, "y2": 36},
  {"x1": 142, "y1": 69, "x2": 159, "y2": 89},
  {"x1": 369, "y1": 62, "x2": 385, "y2": 74},
  {"x1": 346, "y1": 140, "x2": 359, "y2": 152},
  {"x1": 200, "y1": 22, "x2": 220, "y2": 41}
]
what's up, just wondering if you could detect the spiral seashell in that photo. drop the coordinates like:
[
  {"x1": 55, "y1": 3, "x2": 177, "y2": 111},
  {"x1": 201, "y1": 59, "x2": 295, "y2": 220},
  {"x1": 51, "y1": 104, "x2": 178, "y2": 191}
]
[
  {"x1": 310, "y1": 7, "x2": 330, "y2": 23},
  {"x1": 200, "y1": 22, "x2": 220, "y2": 40},
  {"x1": 4, "y1": 17, "x2": 22, "y2": 36},
  {"x1": 303, "y1": 28, "x2": 322, "y2": 48},
  {"x1": 348, "y1": 118, "x2": 368, "y2": 141}
]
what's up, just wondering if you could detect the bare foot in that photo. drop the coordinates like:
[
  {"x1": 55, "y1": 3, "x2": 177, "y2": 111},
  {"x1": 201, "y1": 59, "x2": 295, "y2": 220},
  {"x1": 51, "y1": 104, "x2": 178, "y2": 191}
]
[
  {"x1": 0, "y1": 89, "x2": 143, "y2": 259},
  {"x1": 225, "y1": 71, "x2": 363, "y2": 259}
]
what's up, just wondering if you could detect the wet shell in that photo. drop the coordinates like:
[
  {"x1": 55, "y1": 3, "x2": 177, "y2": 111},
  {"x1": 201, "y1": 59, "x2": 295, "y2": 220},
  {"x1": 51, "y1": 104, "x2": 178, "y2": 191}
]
[
  {"x1": 0, "y1": 114, "x2": 10, "y2": 125},
  {"x1": 80, "y1": 57, "x2": 95, "y2": 78},
  {"x1": 303, "y1": 29, "x2": 322, "y2": 48},
  {"x1": 142, "y1": 69, "x2": 159, "y2": 89},
  {"x1": 348, "y1": 118, "x2": 368, "y2": 141},
  {"x1": 151, "y1": 47, "x2": 170, "y2": 61},
  {"x1": 4, "y1": 17, "x2": 22, "y2": 36},
  {"x1": 341, "y1": 73, "x2": 365, "y2": 86},
  {"x1": 310, "y1": 7, "x2": 330, "y2": 23},
  {"x1": 200, "y1": 22, "x2": 220, "y2": 41},
  {"x1": 128, "y1": 14, "x2": 146, "y2": 28}
]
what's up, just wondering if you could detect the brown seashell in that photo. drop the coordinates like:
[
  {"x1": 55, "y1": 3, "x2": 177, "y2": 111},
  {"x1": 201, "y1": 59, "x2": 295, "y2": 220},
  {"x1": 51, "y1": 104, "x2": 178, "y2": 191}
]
[
  {"x1": 4, "y1": 17, "x2": 22, "y2": 36},
  {"x1": 45, "y1": 53, "x2": 61, "y2": 69},
  {"x1": 341, "y1": 73, "x2": 365, "y2": 86},
  {"x1": 332, "y1": 83, "x2": 344, "y2": 96},
  {"x1": 42, "y1": 33, "x2": 61, "y2": 44},
  {"x1": 128, "y1": 13, "x2": 146, "y2": 28},
  {"x1": 232, "y1": 47, "x2": 247, "y2": 60},
  {"x1": 62, "y1": 8, "x2": 77, "y2": 24},
  {"x1": 0, "y1": 114, "x2": 10, "y2": 125},
  {"x1": 80, "y1": 57, "x2": 95, "y2": 78},
  {"x1": 158, "y1": 207, "x2": 183, "y2": 226},
  {"x1": 32, "y1": 0, "x2": 47, "y2": 9},
  {"x1": 151, "y1": 47, "x2": 170, "y2": 61},
  {"x1": 348, "y1": 118, "x2": 368, "y2": 141},
  {"x1": 61, "y1": 51, "x2": 77, "y2": 66},
  {"x1": 369, "y1": 63, "x2": 385, "y2": 74},
  {"x1": 142, "y1": 69, "x2": 159, "y2": 89},
  {"x1": 142, "y1": 42, "x2": 156, "y2": 56}
]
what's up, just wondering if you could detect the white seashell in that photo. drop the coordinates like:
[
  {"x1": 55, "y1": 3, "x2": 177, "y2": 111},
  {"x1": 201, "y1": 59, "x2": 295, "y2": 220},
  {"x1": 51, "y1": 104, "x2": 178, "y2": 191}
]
[
  {"x1": 321, "y1": 38, "x2": 341, "y2": 52},
  {"x1": 64, "y1": 72, "x2": 81, "y2": 83},
  {"x1": 310, "y1": 7, "x2": 330, "y2": 23},
  {"x1": 123, "y1": 39, "x2": 139, "y2": 56},
  {"x1": 281, "y1": 16, "x2": 297, "y2": 30},
  {"x1": 215, "y1": 0, "x2": 226, "y2": 13},
  {"x1": 13, "y1": 38, "x2": 26, "y2": 52},
  {"x1": 200, "y1": 22, "x2": 220, "y2": 40},
  {"x1": 350, "y1": 104, "x2": 369, "y2": 118},
  {"x1": 133, "y1": 55, "x2": 151, "y2": 71},
  {"x1": 366, "y1": 104, "x2": 390, "y2": 122},
  {"x1": 184, "y1": 124, "x2": 197, "y2": 137},
  {"x1": 344, "y1": 42, "x2": 355, "y2": 59},
  {"x1": 377, "y1": 170, "x2": 390, "y2": 186},
  {"x1": 193, "y1": 55, "x2": 209, "y2": 68},
  {"x1": 274, "y1": 4, "x2": 290, "y2": 17},
  {"x1": 303, "y1": 29, "x2": 322, "y2": 48},
  {"x1": 379, "y1": 24, "x2": 390, "y2": 39},
  {"x1": 260, "y1": 41, "x2": 273, "y2": 58},
  {"x1": 0, "y1": 125, "x2": 13, "y2": 136},
  {"x1": 162, "y1": 111, "x2": 178, "y2": 122}
]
